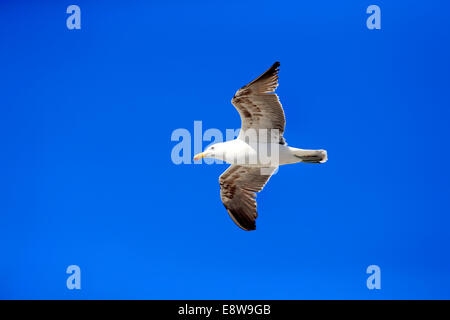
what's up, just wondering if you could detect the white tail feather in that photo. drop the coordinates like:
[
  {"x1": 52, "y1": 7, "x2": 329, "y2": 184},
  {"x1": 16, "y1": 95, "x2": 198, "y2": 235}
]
[{"x1": 291, "y1": 148, "x2": 327, "y2": 163}]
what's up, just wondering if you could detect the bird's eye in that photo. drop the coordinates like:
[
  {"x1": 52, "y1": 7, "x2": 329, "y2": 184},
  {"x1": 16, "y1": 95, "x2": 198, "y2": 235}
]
[{"x1": 210, "y1": 147, "x2": 215, "y2": 150}]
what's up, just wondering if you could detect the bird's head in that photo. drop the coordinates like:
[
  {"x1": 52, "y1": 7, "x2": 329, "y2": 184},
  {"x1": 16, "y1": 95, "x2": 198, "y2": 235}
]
[{"x1": 193, "y1": 143, "x2": 225, "y2": 161}]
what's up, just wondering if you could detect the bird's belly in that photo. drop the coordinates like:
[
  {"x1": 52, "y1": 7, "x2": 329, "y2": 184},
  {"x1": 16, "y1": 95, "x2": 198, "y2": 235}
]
[{"x1": 224, "y1": 143, "x2": 295, "y2": 167}]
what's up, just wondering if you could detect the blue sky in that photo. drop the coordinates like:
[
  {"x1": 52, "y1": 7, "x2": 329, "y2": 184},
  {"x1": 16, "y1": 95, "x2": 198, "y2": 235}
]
[{"x1": 1, "y1": 0, "x2": 450, "y2": 299}]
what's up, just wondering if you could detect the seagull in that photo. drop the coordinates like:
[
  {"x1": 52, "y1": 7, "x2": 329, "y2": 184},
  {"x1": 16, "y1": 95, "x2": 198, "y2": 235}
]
[{"x1": 193, "y1": 62, "x2": 327, "y2": 231}]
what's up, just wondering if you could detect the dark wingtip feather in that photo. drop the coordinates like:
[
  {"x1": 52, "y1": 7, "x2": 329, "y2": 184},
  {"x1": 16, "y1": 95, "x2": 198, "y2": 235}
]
[
  {"x1": 226, "y1": 208, "x2": 257, "y2": 231},
  {"x1": 233, "y1": 61, "x2": 282, "y2": 97},
  {"x1": 266, "y1": 61, "x2": 280, "y2": 75}
]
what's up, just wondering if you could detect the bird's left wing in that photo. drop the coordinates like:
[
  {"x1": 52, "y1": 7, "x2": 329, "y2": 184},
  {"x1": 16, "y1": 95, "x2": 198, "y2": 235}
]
[
  {"x1": 219, "y1": 165, "x2": 276, "y2": 231},
  {"x1": 231, "y1": 62, "x2": 286, "y2": 144}
]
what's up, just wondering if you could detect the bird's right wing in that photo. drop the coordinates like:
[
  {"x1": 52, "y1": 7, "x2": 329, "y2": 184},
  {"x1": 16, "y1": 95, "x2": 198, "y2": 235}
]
[{"x1": 219, "y1": 165, "x2": 275, "y2": 231}]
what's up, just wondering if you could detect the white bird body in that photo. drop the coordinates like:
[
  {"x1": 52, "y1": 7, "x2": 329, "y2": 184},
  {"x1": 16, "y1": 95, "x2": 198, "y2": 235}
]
[
  {"x1": 210, "y1": 139, "x2": 327, "y2": 167},
  {"x1": 193, "y1": 62, "x2": 327, "y2": 231}
]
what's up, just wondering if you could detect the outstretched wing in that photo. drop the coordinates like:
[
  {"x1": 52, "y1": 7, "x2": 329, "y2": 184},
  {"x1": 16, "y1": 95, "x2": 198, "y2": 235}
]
[
  {"x1": 231, "y1": 62, "x2": 286, "y2": 144},
  {"x1": 219, "y1": 165, "x2": 275, "y2": 231}
]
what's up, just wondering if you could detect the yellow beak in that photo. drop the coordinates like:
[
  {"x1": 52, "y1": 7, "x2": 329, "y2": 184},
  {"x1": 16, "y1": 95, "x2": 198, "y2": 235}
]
[{"x1": 193, "y1": 152, "x2": 206, "y2": 161}]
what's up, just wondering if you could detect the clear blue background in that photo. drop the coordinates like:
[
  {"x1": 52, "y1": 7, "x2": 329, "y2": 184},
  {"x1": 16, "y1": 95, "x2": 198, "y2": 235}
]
[{"x1": 1, "y1": 0, "x2": 449, "y2": 299}]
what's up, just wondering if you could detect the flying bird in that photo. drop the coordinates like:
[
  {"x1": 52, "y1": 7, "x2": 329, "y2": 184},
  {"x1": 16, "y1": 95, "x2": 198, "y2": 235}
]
[{"x1": 193, "y1": 62, "x2": 327, "y2": 231}]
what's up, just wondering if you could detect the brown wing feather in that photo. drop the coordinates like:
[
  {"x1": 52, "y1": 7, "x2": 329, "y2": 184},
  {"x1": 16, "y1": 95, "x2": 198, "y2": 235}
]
[
  {"x1": 231, "y1": 62, "x2": 286, "y2": 144},
  {"x1": 219, "y1": 165, "x2": 275, "y2": 231}
]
